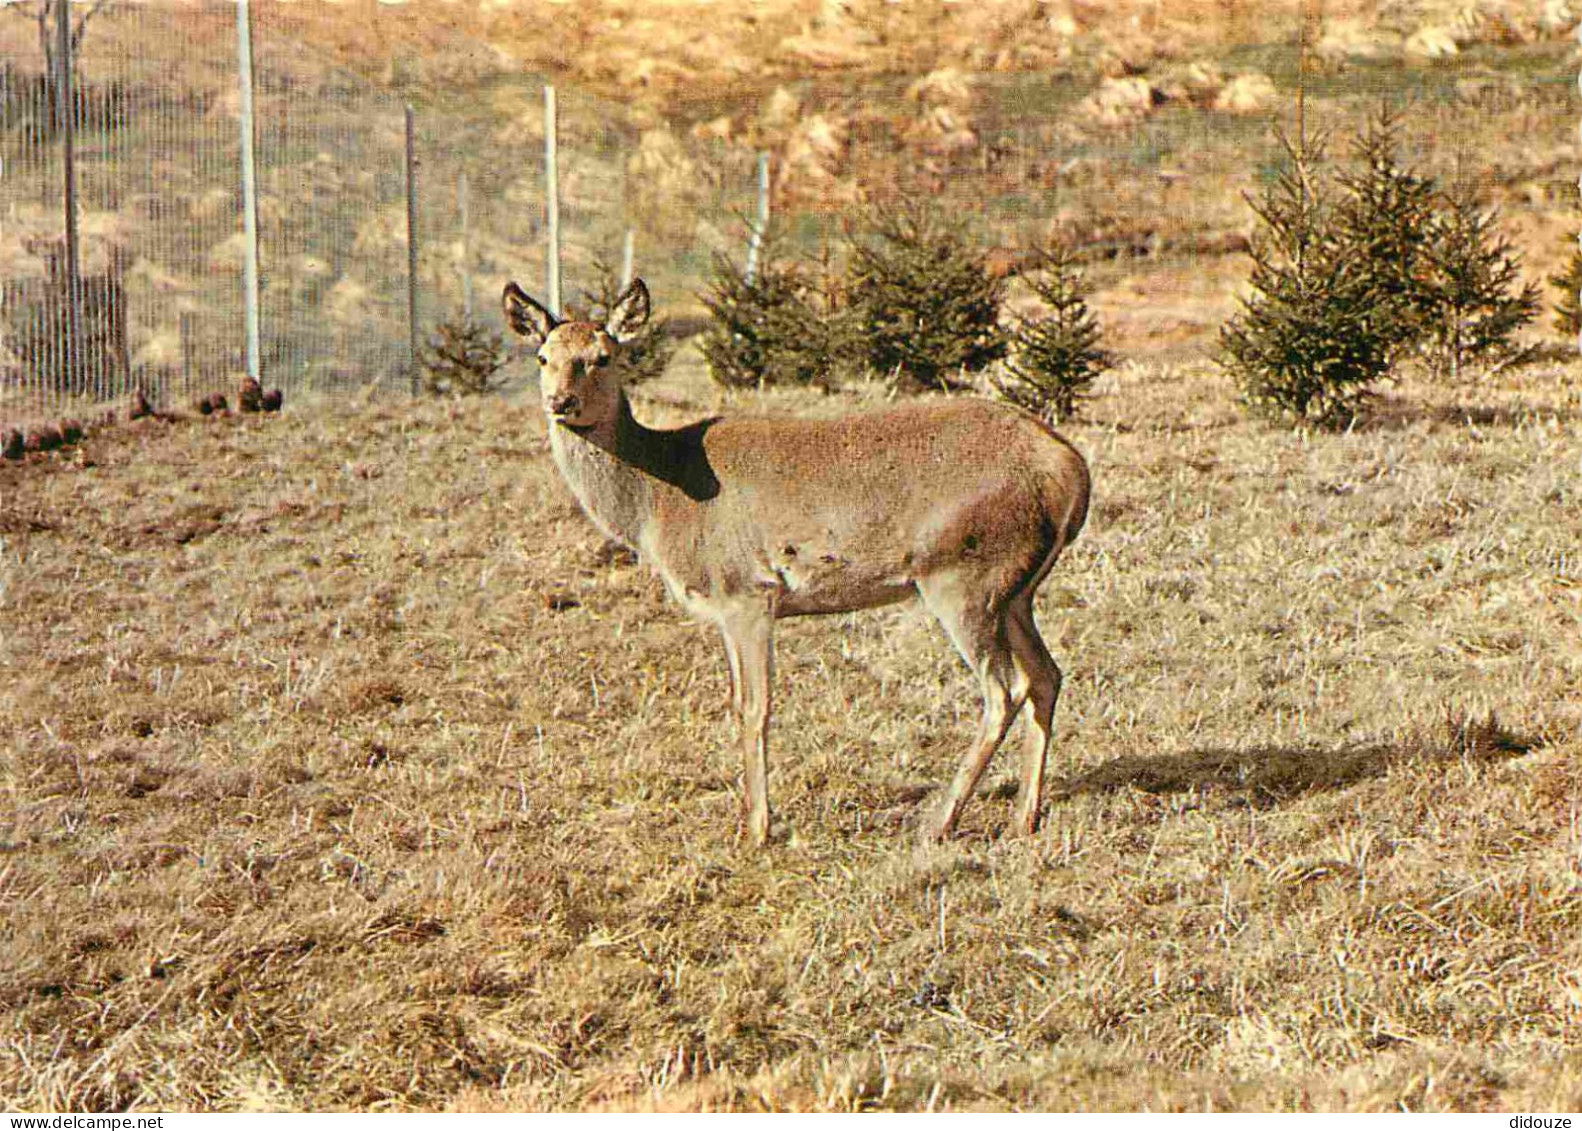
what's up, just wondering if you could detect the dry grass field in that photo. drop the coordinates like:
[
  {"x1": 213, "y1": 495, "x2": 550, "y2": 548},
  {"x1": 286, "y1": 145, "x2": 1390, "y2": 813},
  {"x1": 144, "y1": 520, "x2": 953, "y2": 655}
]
[{"x1": 2, "y1": 349, "x2": 1579, "y2": 1111}]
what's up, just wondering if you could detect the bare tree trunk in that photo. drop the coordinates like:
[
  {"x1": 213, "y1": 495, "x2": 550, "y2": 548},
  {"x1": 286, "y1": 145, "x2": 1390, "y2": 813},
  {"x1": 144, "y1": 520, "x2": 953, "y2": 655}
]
[
  {"x1": 15, "y1": 0, "x2": 109, "y2": 127},
  {"x1": 35, "y1": 2, "x2": 55, "y2": 122}
]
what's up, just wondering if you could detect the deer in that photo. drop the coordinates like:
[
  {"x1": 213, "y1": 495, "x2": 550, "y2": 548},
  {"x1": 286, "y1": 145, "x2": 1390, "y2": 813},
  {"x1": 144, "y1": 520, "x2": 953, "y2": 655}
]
[{"x1": 503, "y1": 277, "x2": 1091, "y2": 846}]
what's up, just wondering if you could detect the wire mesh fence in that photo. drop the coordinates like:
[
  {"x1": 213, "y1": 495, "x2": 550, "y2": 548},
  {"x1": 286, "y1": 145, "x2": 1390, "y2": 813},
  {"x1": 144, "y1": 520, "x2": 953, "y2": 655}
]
[
  {"x1": 0, "y1": 0, "x2": 760, "y2": 432},
  {"x1": 1, "y1": 0, "x2": 414, "y2": 426},
  {"x1": 1, "y1": 0, "x2": 1572, "y2": 436}
]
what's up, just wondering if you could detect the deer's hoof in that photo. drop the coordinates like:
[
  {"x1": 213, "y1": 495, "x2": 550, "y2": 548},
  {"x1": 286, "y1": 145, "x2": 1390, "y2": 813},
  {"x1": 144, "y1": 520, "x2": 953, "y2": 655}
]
[
  {"x1": 1006, "y1": 810, "x2": 1041, "y2": 839},
  {"x1": 743, "y1": 811, "x2": 772, "y2": 848},
  {"x1": 915, "y1": 820, "x2": 953, "y2": 848}
]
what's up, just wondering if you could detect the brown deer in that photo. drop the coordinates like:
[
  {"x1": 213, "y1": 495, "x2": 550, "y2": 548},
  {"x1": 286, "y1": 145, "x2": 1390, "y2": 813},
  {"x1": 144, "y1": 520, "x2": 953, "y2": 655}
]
[{"x1": 504, "y1": 278, "x2": 1091, "y2": 845}]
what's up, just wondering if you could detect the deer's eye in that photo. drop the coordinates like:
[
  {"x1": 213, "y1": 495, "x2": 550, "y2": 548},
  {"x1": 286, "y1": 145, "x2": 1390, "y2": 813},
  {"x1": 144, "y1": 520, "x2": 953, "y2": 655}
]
[{"x1": 536, "y1": 354, "x2": 548, "y2": 366}]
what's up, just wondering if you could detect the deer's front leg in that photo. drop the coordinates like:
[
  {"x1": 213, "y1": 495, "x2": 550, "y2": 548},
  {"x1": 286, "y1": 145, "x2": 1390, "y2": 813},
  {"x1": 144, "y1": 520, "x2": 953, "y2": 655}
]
[
  {"x1": 721, "y1": 604, "x2": 775, "y2": 846},
  {"x1": 720, "y1": 626, "x2": 744, "y2": 721}
]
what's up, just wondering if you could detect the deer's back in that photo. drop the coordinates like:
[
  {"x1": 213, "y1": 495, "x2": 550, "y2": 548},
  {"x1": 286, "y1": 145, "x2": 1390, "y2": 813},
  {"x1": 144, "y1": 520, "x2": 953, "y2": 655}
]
[{"x1": 701, "y1": 398, "x2": 1085, "y2": 515}]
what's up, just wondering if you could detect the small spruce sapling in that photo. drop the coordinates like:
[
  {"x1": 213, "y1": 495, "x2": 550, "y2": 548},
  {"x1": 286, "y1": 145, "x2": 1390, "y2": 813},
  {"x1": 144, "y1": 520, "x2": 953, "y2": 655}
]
[
  {"x1": 994, "y1": 245, "x2": 1113, "y2": 422},
  {"x1": 1413, "y1": 181, "x2": 1539, "y2": 381},
  {"x1": 842, "y1": 199, "x2": 1006, "y2": 391},
  {"x1": 1332, "y1": 106, "x2": 1439, "y2": 361},
  {"x1": 1548, "y1": 238, "x2": 1582, "y2": 342},
  {"x1": 698, "y1": 229, "x2": 834, "y2": 391},
  {"x1": 422, "y1": 313, "x2": 507, "y2": 396},
  {"x1": 1219, "y1": 132, "x2": 1395, "y2": 428}
]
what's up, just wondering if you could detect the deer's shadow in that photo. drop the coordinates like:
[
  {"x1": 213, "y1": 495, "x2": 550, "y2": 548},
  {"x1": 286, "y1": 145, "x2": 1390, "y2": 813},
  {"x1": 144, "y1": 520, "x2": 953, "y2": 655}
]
[{"x1": 1048, "y1": 716, "x2": 1534, "y2": 809}]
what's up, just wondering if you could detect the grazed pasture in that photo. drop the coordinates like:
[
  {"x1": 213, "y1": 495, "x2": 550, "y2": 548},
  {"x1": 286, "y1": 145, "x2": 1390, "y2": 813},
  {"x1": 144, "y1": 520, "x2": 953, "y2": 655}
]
[{"x1": 1, "y1": 358, "x2": 1579, "y2": 1110}]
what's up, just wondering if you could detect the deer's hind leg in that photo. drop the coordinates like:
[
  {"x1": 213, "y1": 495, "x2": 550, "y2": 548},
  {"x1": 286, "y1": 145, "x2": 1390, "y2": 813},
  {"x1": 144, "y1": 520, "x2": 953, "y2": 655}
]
[
  {"x1": 1005, "y1": 591, "x2": 1062, "y2": 837},
  {"x1": 917, "y1": 575, "x2": 1027, "y2": 843}
]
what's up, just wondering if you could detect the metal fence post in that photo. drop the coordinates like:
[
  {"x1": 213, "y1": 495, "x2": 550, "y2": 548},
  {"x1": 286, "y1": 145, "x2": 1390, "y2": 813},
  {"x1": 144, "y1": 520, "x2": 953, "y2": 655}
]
[
  {"x1": 458, "y1": 170, "x2": 472, "y2": 322},
  {"x1": 619, "y1": 228, "x2": 635, "y2": 292},
  {"x1": 405, "y1": 103, "x2": 420, "y2": 395},
  {"x1": 744, "y1": 150, "x2": 770, "y2": 284},
  {"x1": 54, "y1": 0, "x2": 82, "y2": 400},
  {"x1": 235, "y1": 0, "x2": 261, "y2": 388},
  {"x1": 544, "y1": 83, "x2": 561, "y2": 318}
]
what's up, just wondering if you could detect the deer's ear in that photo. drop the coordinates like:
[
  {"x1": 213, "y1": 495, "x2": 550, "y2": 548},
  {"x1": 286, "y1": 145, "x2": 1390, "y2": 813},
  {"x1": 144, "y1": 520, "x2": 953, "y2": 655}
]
[
  {"x1": 605, "y1": 278, "x2": 651, "y2": 344},
  {"x1": 502, "y1": 282, "x2": 559, "y2": 345}
]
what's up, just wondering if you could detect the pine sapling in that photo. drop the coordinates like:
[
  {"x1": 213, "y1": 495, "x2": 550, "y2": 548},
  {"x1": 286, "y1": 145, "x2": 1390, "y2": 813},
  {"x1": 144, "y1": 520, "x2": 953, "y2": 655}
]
[
  {"x1": 995, "y1": 246, "x2": 1113, "y2": 422},
  {"x1": 422, "y1": 312, "x2": 508, "y2": 396},
  {"x1": 1219, "y1": 131, "x2": 1395, "y2": 428},
  {"x1": 698, "y1": 230, "x2": 833, "y2": 391},
  {"x1": 1415, "y1": 181, "x2": 1539, "y2": 381},
  {"x1": 843, "y1": 199, "x2": 1006, "y2": 391},
  {"x1": 1332, "y1": 104, "x2": 1439, "y2": 360},
  {"x1": 1548, "y1": 239, "x2": 1582, "y2": 342}
]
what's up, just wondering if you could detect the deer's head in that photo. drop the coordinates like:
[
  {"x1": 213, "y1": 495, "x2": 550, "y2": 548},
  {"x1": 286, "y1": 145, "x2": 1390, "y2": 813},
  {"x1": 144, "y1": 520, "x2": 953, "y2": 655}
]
[{"x1": 503, "y1": 278, "x2": 650, "y2": 429}]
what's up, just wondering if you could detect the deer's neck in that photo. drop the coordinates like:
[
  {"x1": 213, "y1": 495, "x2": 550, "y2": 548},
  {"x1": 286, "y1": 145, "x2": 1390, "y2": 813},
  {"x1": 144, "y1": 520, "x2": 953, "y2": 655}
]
[{"x1": 548, "y1": 391, "x2": 712, "y2": 551}]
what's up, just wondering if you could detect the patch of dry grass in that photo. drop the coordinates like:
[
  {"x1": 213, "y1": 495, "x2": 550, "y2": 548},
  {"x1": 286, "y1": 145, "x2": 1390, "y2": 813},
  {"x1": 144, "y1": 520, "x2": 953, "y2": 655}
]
[{"x1": 1, "y1": 358, "x2": 1579, "y2": 1111}]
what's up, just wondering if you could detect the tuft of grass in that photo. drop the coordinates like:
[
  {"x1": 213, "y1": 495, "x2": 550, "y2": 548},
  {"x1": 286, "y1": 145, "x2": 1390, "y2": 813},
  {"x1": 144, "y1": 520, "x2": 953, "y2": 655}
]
[{"x1": 0, "y1": 359, "x2": 1579, "y2": 1111}]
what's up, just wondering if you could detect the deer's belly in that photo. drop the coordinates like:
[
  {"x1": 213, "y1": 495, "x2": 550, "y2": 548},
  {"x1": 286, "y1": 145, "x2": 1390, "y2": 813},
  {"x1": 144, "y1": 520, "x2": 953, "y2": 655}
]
[
  {"x1": 776, "y1": 580, "x2": 915, "y2": 617},
  {"x1": 644, "y1": 526, "x2": 919, "y2": 618},
  {"x1": 767, "y1": 549, "x2": 916, "y2": 617}
]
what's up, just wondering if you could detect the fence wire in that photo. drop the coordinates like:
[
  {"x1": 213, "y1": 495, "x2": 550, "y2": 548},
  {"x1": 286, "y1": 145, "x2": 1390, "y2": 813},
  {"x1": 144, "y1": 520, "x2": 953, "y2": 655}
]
[
  {"x1": 0, "y1": 0, "x2": 414, "y2": 425},
  {"x1": 1, "y1": 1, "x2": 1572, "y2": 435}
]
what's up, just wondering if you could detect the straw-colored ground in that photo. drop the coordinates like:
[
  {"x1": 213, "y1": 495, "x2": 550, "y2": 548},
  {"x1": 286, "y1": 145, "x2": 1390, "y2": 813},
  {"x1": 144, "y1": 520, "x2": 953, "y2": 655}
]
[{"x1": 2, "y1": 350, "x2": 1579, "y2": 1111}]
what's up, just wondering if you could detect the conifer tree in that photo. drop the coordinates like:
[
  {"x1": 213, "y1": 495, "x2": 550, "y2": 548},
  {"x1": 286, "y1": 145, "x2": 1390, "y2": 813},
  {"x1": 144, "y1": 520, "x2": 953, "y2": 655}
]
[
  {"x1": 1414, "y1": 182, "x2": 1539, "y2": 380},
  {"x1": 421, "y1": 313, "x2": 507, "y2": 396},
  {"x1": 994, "y1": 246, "x2": 1112, "y2": 422},
  {"x1": 843, "y1": 200, "x2": 1006, "y2": 390},
  {"x1": 1548, "y1": 240, "x2": 1582, "y2": 341},
  {"x1": 1219, "y1": 133, "x2": 1395, "y2": 427},
  {"x1": 698, "y1": 232, "x2": 833, "y2": 391},
  {"x1": 1332, "y1": 105, "x2": 1439, "y2": 358}
]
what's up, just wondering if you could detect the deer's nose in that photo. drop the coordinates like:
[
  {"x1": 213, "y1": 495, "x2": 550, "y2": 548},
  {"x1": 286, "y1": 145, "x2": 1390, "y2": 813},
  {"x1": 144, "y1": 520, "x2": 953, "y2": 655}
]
[{"x1": 547, "y1": 392, "x2": 580, "y2": 417}]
